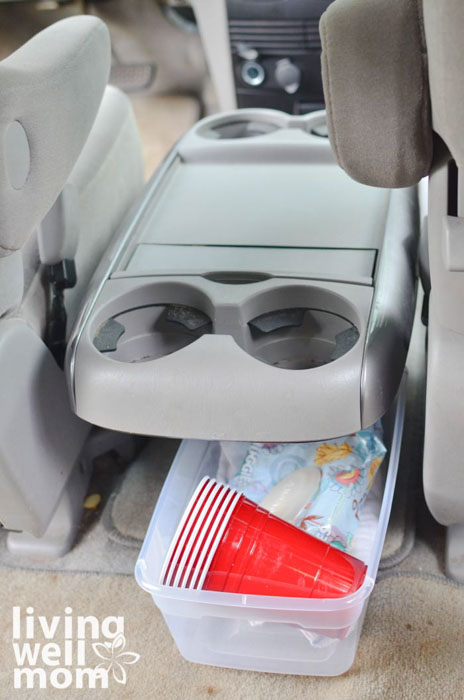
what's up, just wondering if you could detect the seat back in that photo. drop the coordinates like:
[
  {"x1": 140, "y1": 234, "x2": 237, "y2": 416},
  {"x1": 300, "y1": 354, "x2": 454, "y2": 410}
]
[
  {"x1": 0, "y1": 16, "x2": 110, "y2": 316},
  {"x1": 0, "y1": 16, "x2": 111, "y2": 537},
  {"x1": 320, "y1": 0, "x2": 464, "y2": 530}
]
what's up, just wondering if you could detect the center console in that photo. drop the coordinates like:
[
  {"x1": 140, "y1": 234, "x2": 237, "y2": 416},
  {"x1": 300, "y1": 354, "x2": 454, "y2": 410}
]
[{"x1": 66, "y1": 109, "x2": 418, "y2": 442}]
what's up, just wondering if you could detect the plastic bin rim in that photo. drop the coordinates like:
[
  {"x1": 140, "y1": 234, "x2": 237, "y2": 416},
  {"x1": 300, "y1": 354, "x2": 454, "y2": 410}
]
[
  {"x1": 135, "y1": 374, "x2": 406, "y2": 613},
  {"x1": 135, "y1": 558, "x2": 376, "y2": 611}
]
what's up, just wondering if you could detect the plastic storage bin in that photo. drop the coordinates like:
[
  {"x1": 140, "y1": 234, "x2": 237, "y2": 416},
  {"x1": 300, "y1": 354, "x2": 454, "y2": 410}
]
[{"x1": 135, "y1": 378, "x2": 406, "y2": 676}]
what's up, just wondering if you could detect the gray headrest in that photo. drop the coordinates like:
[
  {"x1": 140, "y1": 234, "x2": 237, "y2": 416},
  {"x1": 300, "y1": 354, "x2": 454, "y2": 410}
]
[
  {"x1": 320, "y1": 0, "x2": 433, "y2": 188},
  {"x1": 0, "y1": 16, "x2": 110, "y2": 259}
]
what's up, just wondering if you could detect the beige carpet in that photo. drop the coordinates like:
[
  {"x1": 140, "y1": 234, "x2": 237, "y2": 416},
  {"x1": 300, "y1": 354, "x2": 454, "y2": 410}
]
[
  {"x1": 1, "y1": 569, "x2": 463, "y2": 700},
  {"x1": 0, "y1": 0, "x2": 208, "y2": 97},
  {"x1": 110, "y1": 438, "x2": 180, "y2": 544},
  {"x1": 130, "y1": 94, "x2": 200, "y2": 179}
]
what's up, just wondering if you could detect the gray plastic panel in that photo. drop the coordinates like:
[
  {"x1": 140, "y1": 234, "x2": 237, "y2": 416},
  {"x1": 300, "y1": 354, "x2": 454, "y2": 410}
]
[
  {"x1": 129, "y1": 161, "x2": 390, "y2": 250},
  {"x1": 73, "y1": 276, "x2": 373, "y2": 442},
  {"x1": 178, "y1": 110, "x2": 335, "y2": 163},
  {"x1": 66, "y1": 109, "x2": 419, "y2": 442},
  {"x1": 361, "y1": 185, "x2": 419, "y2": 426},
  {"x1": 121, "y1": 244, "x2": 376, "y2": 285}
]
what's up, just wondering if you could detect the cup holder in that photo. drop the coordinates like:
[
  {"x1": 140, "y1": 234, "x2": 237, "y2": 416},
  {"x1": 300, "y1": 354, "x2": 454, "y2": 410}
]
[
  {"x1": 193, "y1": 110, "x2": 330, "y2": 144},
  {"x1": 310, "y1": 123, "x2": 329, "y2": 138},
  {"x1": 93, "y1": 304, "x2": 212, "y2": 363},
  {"x1": 246, "y1": 307, "x2": 359, "y2": 370},
  {"x1": 91, "y1": 281, "x2": 361, "y2": 371},
  {"x1": 198, "y1": 113, "x2": 286, "y2": 141},
  {"x1": 204, "y1": 120, "x2": 279, "y2": 140}
]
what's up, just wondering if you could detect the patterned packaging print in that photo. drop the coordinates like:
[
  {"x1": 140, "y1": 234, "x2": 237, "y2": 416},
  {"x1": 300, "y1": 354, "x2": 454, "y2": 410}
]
[{"x1": 228, "y1": 423, "x2": 386, "y2": 552}]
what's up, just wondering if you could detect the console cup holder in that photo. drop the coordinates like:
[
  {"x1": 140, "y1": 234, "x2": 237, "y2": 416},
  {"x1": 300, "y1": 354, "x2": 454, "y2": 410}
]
[
  {"x1": 202, "y1": 120, "x2": 279, "y2": 140},
  {"x1": 246, "y1": 307, "x2": 359, "y2": 370},
  {"x1": 238, "y1": 285, "x2": 361, "y2": 370},
  {"x1": 93, "y1": 304, "x2": 212, "y2": 363},
  {"x1": 197, "y1": 112, "x2": 287, "y2": 140},
  {"x1": 91, "y1": 281, "x2": 361, "y2": 370},
  {"x1": 196, "y1": 110, "x2": 331, "y2": 141}
]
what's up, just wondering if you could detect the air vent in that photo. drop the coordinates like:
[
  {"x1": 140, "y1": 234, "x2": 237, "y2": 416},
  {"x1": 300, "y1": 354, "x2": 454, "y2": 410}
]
[{"x1": 229, "y1": 19, "x2": 321, "y2": 56}]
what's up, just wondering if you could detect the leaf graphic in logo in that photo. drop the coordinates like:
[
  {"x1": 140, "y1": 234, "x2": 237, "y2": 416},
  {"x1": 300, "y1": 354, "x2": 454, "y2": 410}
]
[
  {"x1": 117, "y1": 652, "x2": 140, "y2": 665},
  {"x1": 92, "y1": 633, "x2": 140, "y2": 685},
  {"x1": 92, "y1": 642, "x2": 112, "y2": 661},
  {"x1": 113, "y1": 662, "x2": 127, "y2": 685}
]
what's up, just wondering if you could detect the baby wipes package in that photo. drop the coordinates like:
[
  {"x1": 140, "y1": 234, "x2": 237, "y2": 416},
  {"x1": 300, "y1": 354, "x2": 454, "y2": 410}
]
[{"x1": 228, "y1": 423, "x2": 386, "y2": 551}]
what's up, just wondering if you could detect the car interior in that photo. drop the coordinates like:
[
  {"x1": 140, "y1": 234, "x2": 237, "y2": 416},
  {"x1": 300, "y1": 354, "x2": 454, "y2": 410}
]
[{"x1": 0, "y1": 0, "x2": 462, "y2": 697}]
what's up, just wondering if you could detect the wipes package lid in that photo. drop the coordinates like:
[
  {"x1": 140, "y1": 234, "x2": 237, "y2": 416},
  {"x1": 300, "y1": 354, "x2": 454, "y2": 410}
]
[
  {"x1": 260, "y1": 465, "x2": 321, "y2": 522},
  {"x1": 228, "y1": 423, "x2": 387, "y2": 552}
]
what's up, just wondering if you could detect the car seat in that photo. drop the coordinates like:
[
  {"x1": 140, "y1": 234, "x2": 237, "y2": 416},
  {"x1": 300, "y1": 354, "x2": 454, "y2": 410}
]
[
  {"x1": 0, "y1": 16, "x2": 144, "y2": 557},
  {"x1": 320, "y1": 0, "x2": 464, "y2": 580}
]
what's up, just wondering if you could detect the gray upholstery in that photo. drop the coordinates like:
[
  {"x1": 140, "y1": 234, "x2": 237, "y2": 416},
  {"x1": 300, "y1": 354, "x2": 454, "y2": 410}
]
[
  {"x1": 38, "y1": 184, "x2": 79, "y2": 265},
  {"x1": 0, "y1": 15, "x2": 110, "y2": 259},
  {"x1": 0, "y1": 252, "x2": 23, "y2": 317},
  {"x1": 423, "y1": 0, "x2": 464, "y2": 169},
  {"x1": 36, "y1": 84, "x2": 145, "y2": 333},
  {"x1": 11, "y1": 232, "x2": 47, "y2": 338},
  {"x1": 36, "y1": 84, "x2": 144, "y2": 334},
  {"x1": 320, "y1": 0, "x2": 433, "y2": 188},
  {"x1": 421, "y1": 2, "x2": 464, "y2": 533},
  {"x1": 320, "y1": 0, "x2": 464, "y2": 576},
  {"x1": 0, "y1": 318, "x2": 88, "y2": 537},
  {"x1": 0, "y1": 18, "x2": 143, "y2": 551},
  {"x1": 65, "y1": 85, "x2": 144, "y2": 331}
]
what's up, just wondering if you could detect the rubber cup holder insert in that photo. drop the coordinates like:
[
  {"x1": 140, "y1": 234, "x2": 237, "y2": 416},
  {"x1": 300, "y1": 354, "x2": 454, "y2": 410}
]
[
  {"x1": 246, "y1": 307, "x2": 359, "y2": 370},
  {"x1": 93, "y1": 304, "x2": 212, "y2": 363}
]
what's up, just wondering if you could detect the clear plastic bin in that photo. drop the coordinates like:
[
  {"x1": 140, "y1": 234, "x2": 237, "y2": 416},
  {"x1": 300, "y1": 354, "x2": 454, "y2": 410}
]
[{"x1": 135, "y1": 377, "x2": 406, "y2": 676}]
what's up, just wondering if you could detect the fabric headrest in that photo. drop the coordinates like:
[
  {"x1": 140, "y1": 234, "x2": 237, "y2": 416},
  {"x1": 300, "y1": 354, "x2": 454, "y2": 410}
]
[
  {"x1": 0, "y1": 16, "x2": 110, "y2": 258},
  {"x1": 320, "y1": 0, "x2": 433, "y2": 188}
]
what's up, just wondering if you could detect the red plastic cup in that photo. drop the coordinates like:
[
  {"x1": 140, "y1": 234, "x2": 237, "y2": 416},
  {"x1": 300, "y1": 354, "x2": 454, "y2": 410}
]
[
  {"x1": 204, "y1": 496, "x2": 367, "y2": 598},
  {"x1": 160, "y1": 477, "x2": 242, "y2": 588},
  {"x1": 161, "y1": 477, "x2": 367, "y2": 599}
]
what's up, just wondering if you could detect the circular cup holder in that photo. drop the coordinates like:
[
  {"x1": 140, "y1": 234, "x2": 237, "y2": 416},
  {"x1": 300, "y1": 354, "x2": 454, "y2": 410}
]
[
  {"x1": 310, "y1": 123, "x2": 329, "y2": 138},
  {"x1": 202, "y1": 120, "x2": 279, "y2": 140},
  {"x1": 246, "y1": 307, "x2": 359, "y2": 370},
  {"x1": 93, "y1": 304, "x2": 212, "y2": 363},
  {"x1": 198, "y1": 112, "x2": 286, "y2": 140}
]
